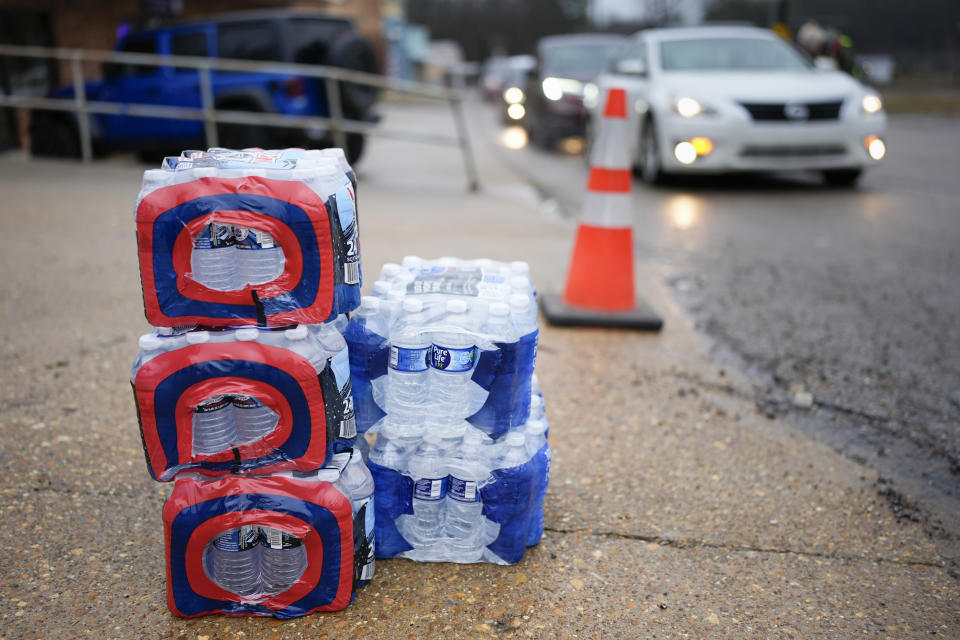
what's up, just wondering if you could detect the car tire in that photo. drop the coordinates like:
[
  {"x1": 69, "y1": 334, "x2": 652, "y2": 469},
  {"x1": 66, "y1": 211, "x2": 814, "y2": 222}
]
[
  {"x1": 327, "y1": 33, "x2": 381, "y2": 117},
  {"x1": 345, "y1": 132, "x2": 365, "y2": 165},
  {"x1": 638, "y1": 117, "x2": 665, "y2": 184},
  {"x1": 29, "y1": 111, "x2": 81, "y2": 158},
  {"x1": 215, "y1": 101, "x2": 268, "y2": 149},
  {"x1": 822, "y1": 169, "x2": 862, "y2": 187}
]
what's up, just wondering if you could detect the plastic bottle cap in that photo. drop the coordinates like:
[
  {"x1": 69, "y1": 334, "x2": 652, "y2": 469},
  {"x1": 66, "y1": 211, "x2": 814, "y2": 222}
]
[
  {"x1": 526, "y1": 419, "x2": 546, "y2": 434},
  {"x1": 402, "y1": 298, "x2": 423, "y2": 313},
  {"x1": 155, "y1": 327, "x2": 175, "y2": 336},
  {"x1": 139, "y1": 334, "x2": 163, "y2": 350},
  {"x1": 388, "y1": 289, "x2": 406, "y2": 302},
  {"x1": 488, "y1": 302, "x2": 510, "y2": 316},
  {"x1": 401, "y1": 256, "x2": 423, "y2": 268},
  {"x1": 185, "y1": 331, "x2": 210, "y2": 344},
  {"x1": 510, "y1": 261, "x2": 530, "y2": 275},
  {"x1": 438, "y1": 256, "x2": 458, "y2": 268},
  {"x1": 510, "y1": 276, "x2": 531, "y2": 290},
  {"x1": 285, "y1": 325, "x2": 308, "y2": 340},
  {"x1": 236, "y1": 328, "x2": 259, "y2": 341},
  {"x1": 371, "y1": 281, "x2": 391, "y2": 297},
  {"x1": 361, "y1": 295, "x2": 381, "y2": 312},
  {"x1": 446, "y1": 299, "x2": 467, "y2": 313},
  {"x1": 320, "y1": 148, "x2": 346, "y2": 160},
  {"x1": 381, "y1": 263, "x2": 401, "y2": 278},
  {"x1": 395, "y1": 272, "x2": 415, "y2": 285},
  {"x1": 506, "y1": 431, "x2": 526, "y2": 446},
  {"x1": 509, "y1": 294, "x2": 531, "y2": 309}
]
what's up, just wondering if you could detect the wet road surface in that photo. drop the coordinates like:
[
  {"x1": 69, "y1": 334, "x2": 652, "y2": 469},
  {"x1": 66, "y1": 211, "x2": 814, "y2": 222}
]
[{"x1": 479, "y1": 108, "x2": 960, "y2": 537}]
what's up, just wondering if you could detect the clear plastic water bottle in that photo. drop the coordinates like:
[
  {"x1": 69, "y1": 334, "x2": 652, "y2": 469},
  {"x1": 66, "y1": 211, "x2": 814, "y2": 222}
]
[
  {"x1": 232, "y1": 394, "x2": 278, "y2": 445},
  {"x1": 497, "y1": 430, "x2": 529, "y2": 469},
  {"x1": 428, "y1": 299, "x2": 478, "y2": 422},
  {"x1": 259, "y1": 526, "x2": 307, "y2": 595},
  {"x1": 524, "y1": 419, "x2": 547, "y2": 457},
  {"x1": 368, "y1": 433, "x2": 411, "y2": 473},
  {"x1": 445, "y1": 430, "x2": 492, "y2": 545},
  {"x1": 191, "y1": 222, "x2": 237, "y2": 291},
  {"x1": 386, "y1": 298, "x2": 431, "y2": 425},
  {"x1": 405, "y1": 432, "x2": 449, "y2": 544},
  {"x1": 282, "y1": 325, "x2": 327, "y2": 373},
  {"x1": 235, "y1": 226, "x2": 285, "y2": 287},
  {"x1": 509, "y1": 294, "x2": 538, "y2": 336},
  {"x1": 339, "y1": 450, "x2": 376, "y2": 580},
  {"x1": 207, "y1": 525, "x2": 261, "y2": 597},
  {"x1": 192, "y1": 394, "x2": 235, "y2": 455}
]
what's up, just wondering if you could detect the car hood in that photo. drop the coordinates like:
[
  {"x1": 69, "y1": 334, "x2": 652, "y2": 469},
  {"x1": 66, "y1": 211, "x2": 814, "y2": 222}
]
[{"x1": 659, "y1": 70, "x2": 864, "y2": 102}]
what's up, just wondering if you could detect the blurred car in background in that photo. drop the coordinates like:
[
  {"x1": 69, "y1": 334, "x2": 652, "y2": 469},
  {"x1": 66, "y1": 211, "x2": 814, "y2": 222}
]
[
  {"x1": 587, "y1": 25, "x2": 886, "y2": 186},
  {"x1": 496, "y1": 55, "x2": 536, "y2": 124},
  {"x1": 523, "y1": 33, "x2": 628, "y2": 149},
  {"x1": 30, "y1": 9, "x2": 380, "y2": 163}
]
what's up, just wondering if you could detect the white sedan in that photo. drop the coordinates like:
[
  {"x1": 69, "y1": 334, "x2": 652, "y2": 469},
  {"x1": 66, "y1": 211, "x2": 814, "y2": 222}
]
[{"x1": 586, "y1": 26, "x2": 887, "y2": 186}]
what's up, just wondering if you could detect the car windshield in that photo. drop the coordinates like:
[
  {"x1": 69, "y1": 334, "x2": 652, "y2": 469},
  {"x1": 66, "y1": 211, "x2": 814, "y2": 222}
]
[
  {"x1": 542, "y1": 43, "x2": 622, "y2": 76},
  {"x1": 659, "y1": 37, "x2": 811, "y2": 71}
]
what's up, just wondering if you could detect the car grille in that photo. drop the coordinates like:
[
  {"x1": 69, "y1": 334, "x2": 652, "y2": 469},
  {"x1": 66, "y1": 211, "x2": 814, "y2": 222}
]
[
  {"x1": 740, "y1": 144, "x2": 847, "y2": 157},
  {"x1": 740, "y1": 100, "x2": 844, "y2": 121}
]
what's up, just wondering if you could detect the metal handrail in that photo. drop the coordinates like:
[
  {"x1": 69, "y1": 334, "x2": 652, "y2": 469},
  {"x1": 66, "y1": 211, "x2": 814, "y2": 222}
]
[{"x1": 0, "y1": 43, "x2": 479, "y2": 190}]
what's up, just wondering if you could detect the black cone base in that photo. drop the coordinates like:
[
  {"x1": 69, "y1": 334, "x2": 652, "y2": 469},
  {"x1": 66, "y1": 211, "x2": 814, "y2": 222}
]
[{"x1": 539, "y1": 291, "x2": 664, "y2": 331}]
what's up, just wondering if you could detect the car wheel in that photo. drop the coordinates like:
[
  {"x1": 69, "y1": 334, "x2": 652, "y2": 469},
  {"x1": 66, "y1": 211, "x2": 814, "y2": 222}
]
[
  {"x1": 327, "y1": 33, "x2": 381, "y2": 117},
  {"x1": 345, "y1": 132, "x2": 365, "y2": 165},
  {"x1": 215, "y1": 101, "x2": 268, "y2": 149},
  {"x1": 29, "y1": 111, "x2": 80, "y2": 158},
  {"x1": 639, "y1": 117, "x2": 664, "y2": 184},
  {"x1": 822, "y1": 169, "x2": 862, "y2": 187}
]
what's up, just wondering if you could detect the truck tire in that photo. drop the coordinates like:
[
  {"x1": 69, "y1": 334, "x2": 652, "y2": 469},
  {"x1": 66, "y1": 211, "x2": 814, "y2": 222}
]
[
  {"x1": 29, "y1": 111, "x2": 81, "y2": 158},
  {"x1": 327, "y1": 33, "x2": 380, "y2": 117}
]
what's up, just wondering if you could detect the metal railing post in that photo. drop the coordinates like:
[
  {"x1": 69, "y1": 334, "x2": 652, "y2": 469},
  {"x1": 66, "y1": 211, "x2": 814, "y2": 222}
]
[
  {"x1": 199, "y1": 66, "x2": 218, "y2": 148},
  {"x1": 324, "y1": 76, "x2": 347, "y2": 151},
  {"x1": 70, "y1": 53, "x2": 93, "y2": 162},
  {"x1": 450, "y1": 92, "x2": 479, "y2": 192}
]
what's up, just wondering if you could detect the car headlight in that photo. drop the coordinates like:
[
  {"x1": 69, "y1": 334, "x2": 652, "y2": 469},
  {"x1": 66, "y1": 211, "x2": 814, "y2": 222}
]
[
  {"x1": 861, "y1": 93, "x2": 883, "y2": 114},
  {"x1": 503, "y1": 87, "x2": 525, "y2": 105},
  {"x1": 671, "y1": 96, "x2": 715, "y2": 118},
  {"x1": 583, "y1": 82, "x2": 599, "y2": 109},
  {"x1": 542, "y1": 77, "x2": 583, "y2": 101}
]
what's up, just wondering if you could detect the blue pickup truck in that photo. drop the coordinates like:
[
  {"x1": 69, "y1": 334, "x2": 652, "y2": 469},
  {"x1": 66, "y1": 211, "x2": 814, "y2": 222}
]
[{"x1": 30, "y1": 10, "x2": 380, "y2": 162}]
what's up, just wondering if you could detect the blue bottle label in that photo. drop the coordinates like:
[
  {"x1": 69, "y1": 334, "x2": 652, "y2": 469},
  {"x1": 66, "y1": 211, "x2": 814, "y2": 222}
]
[
  {"x1": 430, "y1": 344, "x2": 477, "y2": 372},
  {"x1": 231, "y1": 394, "x2": 263, "y2": 410},
  {"x1": 389, "y1": 345, "x2": 429, "y2": 372},
  {"x1": 448, "y1": 476, "x2": 481, "y2": 502},
  {"x1": 413, "y1": 477, "x2": 447, "y2": 501}
]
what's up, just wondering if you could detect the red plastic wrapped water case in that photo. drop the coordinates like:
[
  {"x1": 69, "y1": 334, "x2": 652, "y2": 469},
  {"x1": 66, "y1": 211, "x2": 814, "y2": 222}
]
[
  {"x1": 136, "y1": 176, "x2": 335, "y2": 327},
  {"x1": 163, "y1": 474, "x2": 355, "y2": 618}
]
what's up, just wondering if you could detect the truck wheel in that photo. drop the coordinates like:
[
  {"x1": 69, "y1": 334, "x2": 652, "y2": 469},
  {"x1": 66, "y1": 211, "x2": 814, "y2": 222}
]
[
  {"x1": 327, "y1": 33, "x2": 381, "y2": 117},
  {"x1": 30, "y1": 112, "x2": 80, "y2": 158},
  {"x1": 345, "y1": 132, "x2": 365, "y2": 165},
  {"x1": 215, "y1": 101, "x2": 268, "y2": 149}
]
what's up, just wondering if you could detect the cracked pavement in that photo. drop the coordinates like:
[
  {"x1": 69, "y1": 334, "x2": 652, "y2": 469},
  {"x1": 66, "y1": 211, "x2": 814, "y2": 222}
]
[{"x1": 1, "y1": 102, "x2": 958, "y2": 639}]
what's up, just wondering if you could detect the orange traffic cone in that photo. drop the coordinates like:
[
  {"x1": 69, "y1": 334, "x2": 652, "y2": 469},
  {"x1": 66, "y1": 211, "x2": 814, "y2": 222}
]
[{"x1": 540, "y1": 87, "x2": 663, "y2": 330}]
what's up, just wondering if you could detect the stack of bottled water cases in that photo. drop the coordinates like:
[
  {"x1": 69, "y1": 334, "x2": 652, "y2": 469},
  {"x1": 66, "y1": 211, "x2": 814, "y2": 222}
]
[
  {"x1": 345, "y1": 256, "x2": 550, "y2": 565},
  {"x1": 135, "y1": 147, "x2": 361, "y2": 327},
  {"x1": 129, "y1": 147, "x2": 375, "y2": 618}
]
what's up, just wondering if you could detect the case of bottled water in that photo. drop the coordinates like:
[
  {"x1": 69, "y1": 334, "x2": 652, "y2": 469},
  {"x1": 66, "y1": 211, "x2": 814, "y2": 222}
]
[
  {"x1": 131, "y1": 322, "x2": 357, "y2": 481},
  {"x1": 164, "y1": 449, "x2": 375, "y2": 618},
  {"x1": 135, "y1": 147, "x2": 361, "y2": 328},
  {"x1": 345, "y1": 256, "x2": 550, "y2": 564}
]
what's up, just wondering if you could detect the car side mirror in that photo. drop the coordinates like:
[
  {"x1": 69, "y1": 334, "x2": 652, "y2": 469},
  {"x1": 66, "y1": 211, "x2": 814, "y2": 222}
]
[{"x1": 615, "y1": 58, "x2": 647, "y2": 77}]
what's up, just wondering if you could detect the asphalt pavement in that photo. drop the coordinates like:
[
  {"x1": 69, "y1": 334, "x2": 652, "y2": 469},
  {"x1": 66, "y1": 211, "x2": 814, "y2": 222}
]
[
  {"x1": 485, "y1": 106, "x2": 960, "y2": 544},
  {"x1": 0, "y1": 100, "x2": 958, "y2": 639}
]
